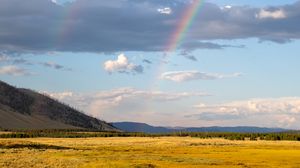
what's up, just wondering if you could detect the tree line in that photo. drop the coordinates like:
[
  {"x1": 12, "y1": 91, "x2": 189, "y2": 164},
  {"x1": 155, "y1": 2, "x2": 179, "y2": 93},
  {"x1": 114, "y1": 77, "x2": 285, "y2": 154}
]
[{"x1": 1, "y1": 129, "x2": 300, "y2": 141}]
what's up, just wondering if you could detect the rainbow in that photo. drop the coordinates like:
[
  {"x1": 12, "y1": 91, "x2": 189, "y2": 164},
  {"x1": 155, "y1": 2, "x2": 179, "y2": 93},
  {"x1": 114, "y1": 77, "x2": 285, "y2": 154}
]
[
  {"x1": 151, "y1": 0, "x2": 204, "y2": 89},
  {"x1": 56, "y1": 1, "x2": 83, "y2": 48},
  {"x1": 166, "y1": 0, "x2": 204, "y2": 53},
  {"x1": 55, "y1": 0, "x2": 203, "y2": 53}
]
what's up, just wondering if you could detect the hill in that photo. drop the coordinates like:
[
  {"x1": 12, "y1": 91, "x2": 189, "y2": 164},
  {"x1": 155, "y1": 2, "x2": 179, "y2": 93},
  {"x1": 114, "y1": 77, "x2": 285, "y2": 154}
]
[
  {"x1": 0, "y1": 80, "x2": 119, "y2": 131},
  {"x1": 112, "y1": 122, "x2": 288, "y2": 133}
]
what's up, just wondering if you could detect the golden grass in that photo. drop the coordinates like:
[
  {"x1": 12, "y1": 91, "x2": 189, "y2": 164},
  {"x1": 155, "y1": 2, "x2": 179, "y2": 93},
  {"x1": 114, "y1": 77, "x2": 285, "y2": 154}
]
[
  {"x1": 0, "y1": 132, "x2": 12, "y2": 134},
  {"x1": 0, "y1": 137, "x2": 300, "y2": 168}
]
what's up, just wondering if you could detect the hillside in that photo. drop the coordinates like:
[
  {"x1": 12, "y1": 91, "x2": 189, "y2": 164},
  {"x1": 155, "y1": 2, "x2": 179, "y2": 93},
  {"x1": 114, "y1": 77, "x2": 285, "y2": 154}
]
[
  {"x1": 0, "y1": 80, "x2": 119, "y2": 131},
  {"x1": 112, "y1": 122, "x2": 288, "y2": 133}
]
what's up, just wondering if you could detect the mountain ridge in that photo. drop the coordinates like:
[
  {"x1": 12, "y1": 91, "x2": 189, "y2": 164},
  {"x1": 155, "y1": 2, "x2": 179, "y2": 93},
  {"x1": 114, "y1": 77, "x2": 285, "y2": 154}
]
[
  {"x1": 112, "y1": 122, "x2": 289, "y2": 133},
  {"x1": 0, "y1": 80, "x2": 119, "y2": 131}
]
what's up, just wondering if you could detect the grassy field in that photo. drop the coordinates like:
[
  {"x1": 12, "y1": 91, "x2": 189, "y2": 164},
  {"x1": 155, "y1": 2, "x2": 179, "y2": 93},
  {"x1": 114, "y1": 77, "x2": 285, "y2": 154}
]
[{"x1": 0, "y1": 137, "x2": 300, "y2": 168}]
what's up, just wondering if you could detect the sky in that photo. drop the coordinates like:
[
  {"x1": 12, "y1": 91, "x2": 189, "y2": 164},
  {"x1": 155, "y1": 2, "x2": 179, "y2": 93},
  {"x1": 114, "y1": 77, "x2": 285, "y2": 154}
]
[{"x1": 1, "y1": 0, "x2": 300, "y2": 129}]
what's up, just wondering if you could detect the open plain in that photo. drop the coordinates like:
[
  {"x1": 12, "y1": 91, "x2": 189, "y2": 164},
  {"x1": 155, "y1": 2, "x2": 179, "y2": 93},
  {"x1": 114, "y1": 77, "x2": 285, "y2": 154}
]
[{"x1": 0, "y1": 137, "x2": 300, "y2": 168}]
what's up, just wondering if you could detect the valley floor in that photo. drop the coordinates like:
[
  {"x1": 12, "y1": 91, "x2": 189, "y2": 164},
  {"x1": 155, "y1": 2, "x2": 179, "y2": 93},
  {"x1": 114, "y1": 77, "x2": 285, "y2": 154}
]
[{"x1": 0, "y1": 137, "x2": 300, "y2": 168}]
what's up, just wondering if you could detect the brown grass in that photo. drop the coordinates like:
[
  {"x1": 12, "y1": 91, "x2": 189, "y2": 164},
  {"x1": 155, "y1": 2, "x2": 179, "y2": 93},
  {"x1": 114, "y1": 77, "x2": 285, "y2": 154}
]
[{"x1": 0, "y1": 137, "x2": 300, "y2": 167}]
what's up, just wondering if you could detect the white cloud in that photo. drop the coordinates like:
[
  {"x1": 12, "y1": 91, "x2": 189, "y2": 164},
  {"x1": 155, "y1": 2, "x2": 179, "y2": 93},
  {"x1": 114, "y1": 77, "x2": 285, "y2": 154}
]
[
  {"x1": 44, "y1": 88, "x2": 208, "y2": 118},
  {"x1": 47, "y1": 88, "x2": 208, "y2": 106},
  {"x1": 0, "y1": 65, "x2": 30, "y2": 76},
  {"x1": 224, "y1": 5, "x2": 232, "y2": 9},
  {"x1": 50, "y1": 0, "x2": 76, "y2": 5},
  {"x1": 42, "y1": 90, "x2": 300, "y2": 128},
  {"x1": 220, "y1": 5, "x2": 232, "y2": 10},
  {"x1": 157, "y1": 7, "x2": 172, "y2": 15},
  {"x1": 278, "y1": 115, "x2": 296, "y2": 128},
  {"x1": 161, "y1": 71, "x2": 241, "y2": 82},
  {"x1": 256, "y1": 9, "x2": 286, "y2": 19},
  {"x1": 104, "y1": 54, "x2": 143, "y2": 74},
  {"x1": 193, "y1": 97, "x2": 300, "y2": 115},
  {"x1": 42, "y1": 91, "x2": 73, "y2": 100},
  {"x1": 189, "y1": 97, "x2": 300, "y2": 128}
]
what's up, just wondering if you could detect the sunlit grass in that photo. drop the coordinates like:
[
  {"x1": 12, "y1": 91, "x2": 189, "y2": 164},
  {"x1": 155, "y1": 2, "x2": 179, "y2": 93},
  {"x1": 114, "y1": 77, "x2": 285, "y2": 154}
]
[{"x1": 0, "y1": 137, "x2": 300, "y2": 167}]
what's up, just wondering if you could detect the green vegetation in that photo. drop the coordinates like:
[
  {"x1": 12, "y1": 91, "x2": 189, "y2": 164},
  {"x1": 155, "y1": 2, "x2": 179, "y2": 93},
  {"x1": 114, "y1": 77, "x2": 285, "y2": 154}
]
[{"x1": 1, "y1": 129, "x2": 300, "y2": 141}]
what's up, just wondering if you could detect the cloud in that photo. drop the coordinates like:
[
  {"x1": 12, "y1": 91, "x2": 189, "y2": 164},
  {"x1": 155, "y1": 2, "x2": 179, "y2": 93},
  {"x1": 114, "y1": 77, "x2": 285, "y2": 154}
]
[
  {"x1": 41, "y1": 61, "x2": 71, "y2": 71},
  {"x1": 0, "y1": 55, "x2": 33, "y2": 65},
  {"x1": 180, "y1": 50, "x2": 197, "y2": 61},
  {"x1": 193, "y1": 97, "x2": 300, "y2": 115},
  {"x1": 142, "y1": 59, "x2": 152, "y2": 64},
  {"x1": 1, "y1": 56, "x2": 69, "y2": 71},
  {"x1": 187, "y1": 97, "x2": 300, "y2": 127},
  {"x1": 0, "y1": 65, "x2": 30, "y2": 76},
  {"x1": 184, "y1": 55, "x2": 197, "y2": 61},
  {"x1": 0, "y1": 0, "x2": 299, "y2": 54},
  {"x1": 278, "y1": 115, "x2": 296, "y2": 128},
  {"x1": 224, "y1": 5, "x2": 232, "y2": 9},
  {"x1": 43, "y1": 88, "x2": 209, "y2": 117},
  {"x1": 157, "y1": 7, "x2": 172, "y2": 15},
  {"x1": 180, "y1": 41, "x2": 245, "y2": 51},
  {"x1": 0, "y1": 55, "x2": 9, "y2": 62},
  {"x1": 41, "y1": 91, "x2": 73, "y2": 100},
  {"x1": 42, "y1": 89, "x2": 300, "y2": 128},
  {"x1": 12, "y1": 58, "x2": 33, "y2": 65},
  {"x1": 104, "y1": 54, "x2": 143, "y2": 74},
  {"x1": 161, "y1": 71, "x2": 241, "y2": 82},
  {"x1": 37, "y1": 86, "x2": 300, "y2": 128},
  {"x1": 256, "y1": 9, "x2": 286, "y2": 19}
]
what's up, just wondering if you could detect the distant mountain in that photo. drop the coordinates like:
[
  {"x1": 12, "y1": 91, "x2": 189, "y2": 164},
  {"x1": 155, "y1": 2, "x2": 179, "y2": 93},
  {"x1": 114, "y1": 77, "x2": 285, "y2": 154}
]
[
  {"x1": 0, "y1": 80, "x2": 119, "y2": 131},
  {"x1": 112, "y1": 122, "x2": 173, "y2": 133},
  {"x1": 182, "y1": 126, "x2": 287, "y2": 133},
  {"x1": 112, "y1": 122, "x2": 288, "y2": 133}
]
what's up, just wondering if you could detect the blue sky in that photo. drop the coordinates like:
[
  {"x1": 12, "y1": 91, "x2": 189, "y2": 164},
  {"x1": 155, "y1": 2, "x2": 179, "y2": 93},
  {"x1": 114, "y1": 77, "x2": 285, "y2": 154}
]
[{"x1": 1, "y1": 0, "x2": 300, "y2": 128}]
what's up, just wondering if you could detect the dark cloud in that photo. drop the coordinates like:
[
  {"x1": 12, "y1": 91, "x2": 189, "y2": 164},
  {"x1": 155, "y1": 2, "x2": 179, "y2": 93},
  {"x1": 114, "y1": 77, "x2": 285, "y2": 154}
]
[
  {"x1": 142, "y1": 59, "x2": 152, "y2": 64},
  {"x1": 184, "y1": 55, "x2": 197, "y2": 62},
  {"x1": 180, "y1": 50, "x2": 197, "y2": 61},
  {"x1": 132, "y1": 65, "x2": 144, "y2": 74},
  {"x1": 13, "y1": 59, "x2": 33, "y2": 65},
  {"x1": 1, "y1": 55, "x2": 70, "y2": 71},
  {"x1": 180, "y1": 42, "x2": 245, "y2": 51},
  {"x1": 0, "y1": 0, "x2": 299, "y2": 54},
  {"x1": 41, "y1": 62, "x2": 71, "y2": 71}
]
